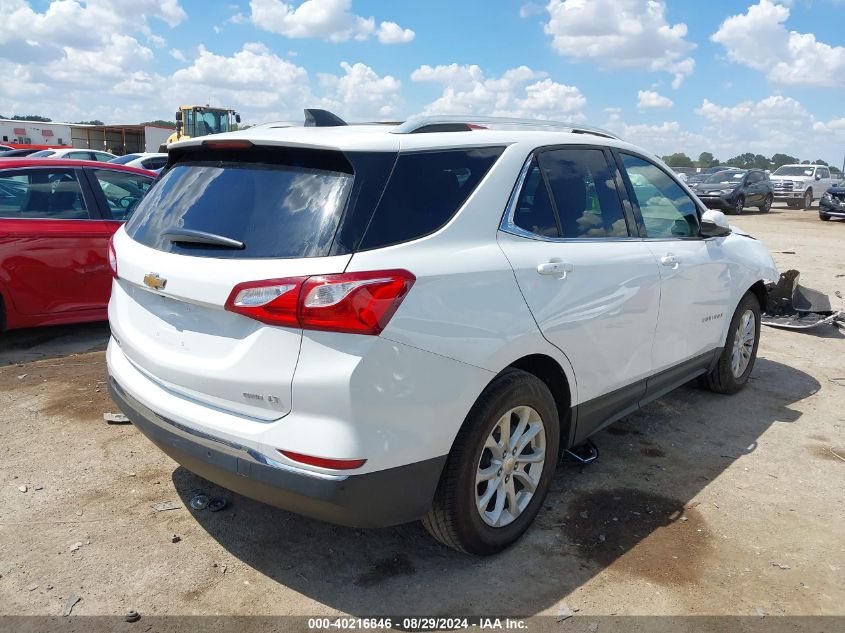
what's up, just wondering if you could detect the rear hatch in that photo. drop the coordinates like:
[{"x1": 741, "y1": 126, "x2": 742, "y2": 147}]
[{"x1": 110, "y1": 142, "x2": 385, "y2": 420}]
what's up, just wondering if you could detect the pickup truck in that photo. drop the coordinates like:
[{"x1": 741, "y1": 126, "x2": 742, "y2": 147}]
[{"x1": 769, "y1": 164, "x2": 839, "y2": 209}]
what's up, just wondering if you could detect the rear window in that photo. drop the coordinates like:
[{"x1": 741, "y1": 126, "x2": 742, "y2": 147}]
[
  {"x1": 358, "y1": 147, "x2": 504, "y2": 250},
  {"x1": 126, "y1": 153, "x2": 354, "y2": 259}
]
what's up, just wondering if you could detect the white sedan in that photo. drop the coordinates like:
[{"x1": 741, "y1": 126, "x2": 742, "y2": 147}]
[
  {"x1": 109, "y1": 153, "x2": 167, "y2": 171},
  {"x1": 27, "y1": 148, "x2": 116, "y2": 161}
]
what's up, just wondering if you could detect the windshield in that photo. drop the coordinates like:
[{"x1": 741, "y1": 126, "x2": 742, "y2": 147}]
[
  {"x1": 109, "y1": 154, "x2": 141, "y2": 165},
  {"x1": 703, "y1": 170, "x2": 746, "y2": 184},
  {"x1": 28, "y1": 150, "x2": 56, "y2": 158},
  {"x1": 773, "y1": 166, "x2": 815, "y2": 176},
  {"x1": 196, "y1": 110, "x2": 229, "y2": 135}
]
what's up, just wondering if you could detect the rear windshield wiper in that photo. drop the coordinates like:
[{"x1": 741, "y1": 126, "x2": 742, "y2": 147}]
[{"x1": 161, "y1": 228, "x2": 245, "y2": 250}]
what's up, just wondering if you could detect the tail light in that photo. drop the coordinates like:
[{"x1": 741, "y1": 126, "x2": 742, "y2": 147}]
[
  {"x1": 224, "y1": 269, "x2": 415, "y2": 335},
  {"x1": 108, "y1": 236, "x2": 118, "y2": 279}
]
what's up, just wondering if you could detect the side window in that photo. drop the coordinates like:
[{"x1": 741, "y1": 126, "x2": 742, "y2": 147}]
[
  {"x1": 141, "y1": 156, "x2": 167, "y2": 171},
  {"x1": 511, "y1": 158, "x2": 559, "y2": 237},
  {"x1": 91, "y1": 169, "x2": 153, "y2": 221},
  {"x1": 183, "y1": 110, "x2": 195, "y2": 138},
  {"x1": 539, "y1": 148, "x2": 629, "y2": 238},
  {"x1": 819, "y1": 167, "x2": 830, "y2": 179},
  {"x1": 359, "y1": 147, "x2": 504, "y2": 250},
  {"x1": 67, "y1": 151, "x2": 92, "y2": 160},
  {"x1": 747, "y1": 172, "x2": 761, "y2": 184},
  {"x1": 0, "y1": 169, "x2": 90, "y2": 220},
  {"x1": 620, "y1": 154, "x2": 700, "y2": 239},
  {"x1": 93, "y1": 153, "x2": 113, "y2": 162}
]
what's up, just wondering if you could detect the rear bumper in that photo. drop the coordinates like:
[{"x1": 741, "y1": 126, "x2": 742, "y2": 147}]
[{"x1": 108, "y1": 376, "x2": 446, "y2": 528}]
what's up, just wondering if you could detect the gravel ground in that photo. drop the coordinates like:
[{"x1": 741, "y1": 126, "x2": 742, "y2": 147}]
[{"x1": 1, "y1": 204, "x2": 843, "y2": 619}]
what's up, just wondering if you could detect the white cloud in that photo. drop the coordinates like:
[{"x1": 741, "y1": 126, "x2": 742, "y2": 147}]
[
  {"x1": 0, "y1": 0, "x2": 186, "y2": 108},
  {"x1": 519, "y1": 2, "x2": 545, "y2": 18},
  {"x1": 411, "y1": 63, "x2": 485, "y2": 89},
  {"x1": 170, "y1": 42, "x2": 311, "y2": 110},
  {"x1": 317, "y1": 62, "x2": 403, "y2": 118},
  {"x1": 249, "y1": 0, "x2": 413, "y2": 43},
  {"x1": 542, "y1": 0, "x2": 696, "y2": 87},
  {"x1": 376, "y1": 21, "x2": 415, "y2": 44},
  {"x1": 169, "y1": 48, "x2": 187, "y2": 62},
  {"x1": 603, "y1": 111, "x2": 707, "y2": 158},
  {"x1": 0, "y1": 0, "x2": 185, "y2": 57},
  {"x1": 637, "y1": 90, "x2": 673, "y2": 110},
  {"x1": 711, "y1": 0, "x2": 845, "y2": 87},
  {"x1": 412, "y1": 64, "x2": 586, "y2": 120},
  {"x1": 692, "y1": 95, "x2": 844, "y2": 160}
]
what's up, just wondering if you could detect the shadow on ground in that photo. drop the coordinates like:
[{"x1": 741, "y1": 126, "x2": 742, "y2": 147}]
[
  {"x1": 171, "y1": 356, "x2": 818, "y2": 616},
  {"x1": 0, "y1": 322, "x2": 109, "y2": 365}
]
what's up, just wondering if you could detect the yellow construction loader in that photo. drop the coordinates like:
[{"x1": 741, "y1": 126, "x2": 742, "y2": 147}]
[{"x1": 160, "y1": 105, "x2": 241, "y2": 150}]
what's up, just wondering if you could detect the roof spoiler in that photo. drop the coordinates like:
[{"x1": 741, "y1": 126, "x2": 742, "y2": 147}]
[{"x1": 304, "y1": 109, "x2": 348, "y2": 127}]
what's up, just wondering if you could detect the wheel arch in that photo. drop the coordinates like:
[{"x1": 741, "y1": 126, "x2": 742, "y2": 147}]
[
  {"x1": 504, "y1": 353, "x2": 574, "y2": 448},
  {"x1": 748, "y1": 279, "x2": 767, "y2": 312}
]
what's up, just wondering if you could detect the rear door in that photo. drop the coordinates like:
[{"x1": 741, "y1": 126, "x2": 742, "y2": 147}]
[
  {"x1": 498, "y1": 146, "x2": 662, "y2": 426},
  {"x1": 744, "y1": 171, "x2": 762, "y2": 205},
  {"x1": 615, "y1": 152, "x2": 734, "y2": 385},
  {"x1": 110, "y1": 145, "x2": 373, "y2": 420},
  {"x1": 0, "y1": 166, "x2": 112, "y2": 316}
]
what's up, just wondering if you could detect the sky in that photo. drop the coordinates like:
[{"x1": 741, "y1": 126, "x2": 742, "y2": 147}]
[{"x1": 1, "y1": 0, "x2": 844, "y2": 165}]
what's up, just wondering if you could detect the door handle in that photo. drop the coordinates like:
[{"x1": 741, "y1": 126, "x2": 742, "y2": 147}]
[
  {"x1": 537, "y1": 261, "x2": 574, "y2": 277},
  {"x1": 660, "y1": 254, "x2": 681, "y2": 269}
]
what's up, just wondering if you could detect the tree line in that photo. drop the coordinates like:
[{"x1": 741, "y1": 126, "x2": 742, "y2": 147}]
[{"x1": 662, "y1": 151, "x2": 841, "y2": 174}]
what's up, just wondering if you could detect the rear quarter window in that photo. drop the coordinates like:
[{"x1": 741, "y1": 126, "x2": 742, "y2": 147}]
[{"x1": 358, "y1": 147, "x2": 504, "y2": 250}]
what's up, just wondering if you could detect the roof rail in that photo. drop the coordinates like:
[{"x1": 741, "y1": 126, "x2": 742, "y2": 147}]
[{"x1": 391, "y1": 115, "x2": 620, "y2": 140}]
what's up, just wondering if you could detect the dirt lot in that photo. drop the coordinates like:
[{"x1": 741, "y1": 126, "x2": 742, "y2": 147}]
[{"x1": 1, "y1": 204, "x2": 843, "y2": 620}]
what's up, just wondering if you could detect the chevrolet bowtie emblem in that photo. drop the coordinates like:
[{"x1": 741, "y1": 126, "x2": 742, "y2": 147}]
[{"x1": 143, "y1": 273, "x2": 167, "y2": 290}]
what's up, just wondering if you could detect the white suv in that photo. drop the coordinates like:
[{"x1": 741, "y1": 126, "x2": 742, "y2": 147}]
[{"x1": 107, "y1": 112, "x2": 779, "y2": 554}]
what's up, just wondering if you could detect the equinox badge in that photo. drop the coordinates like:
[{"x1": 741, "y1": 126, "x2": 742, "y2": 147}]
[{"x1": 143, "y1": 273, "x2": 167, "y2": 290}]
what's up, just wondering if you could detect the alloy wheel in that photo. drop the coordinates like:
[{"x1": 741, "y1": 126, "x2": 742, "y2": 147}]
[
  {"x1": 731, "y1": 309, "x2": 756, "y2": 378},
  {"x1": 475, "y1": 406, "x2": 546, "y2": 528}
]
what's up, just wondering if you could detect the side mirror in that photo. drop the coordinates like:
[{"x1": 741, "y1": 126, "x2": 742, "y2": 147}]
[
  {"x1": 235, "y1": 113, "x2": 242, "y2": 124},
  {"x1": 175, "y1": 111, "x2": 182, "y2": 122},
  {"x1": 700, "y1": 209, "x2": 732, "y2": 238},
  {"x1": 815, "y1": 173, "x2": 822, "y2": 180}
]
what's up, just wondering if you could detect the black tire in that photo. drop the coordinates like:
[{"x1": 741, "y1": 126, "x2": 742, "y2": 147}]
[
  {"x1": 422, "y1": 369, "x2": 560, "y2": 555},
  {"x1": 700, "y1": 292, "x2": 761, "y2": 395},
  {"x1": 820, "y1": 214, "x2": 831, "y2": 222},
  {"x1": 803, "y1": 189, "x2": 813, "y2": 209},
  {"x1": 759, "y1": 194, "x2": 772, "y2": 213}
]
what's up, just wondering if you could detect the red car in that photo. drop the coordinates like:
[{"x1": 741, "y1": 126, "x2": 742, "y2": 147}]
[{"x1": 0, "y1": 159, "x2": 157, "y2": 330}]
